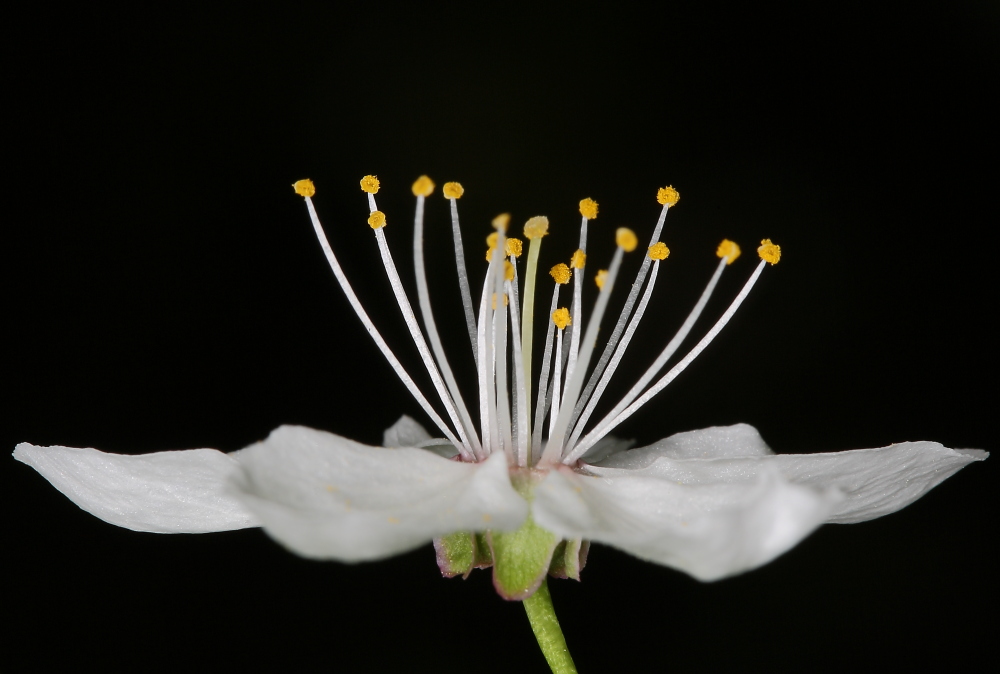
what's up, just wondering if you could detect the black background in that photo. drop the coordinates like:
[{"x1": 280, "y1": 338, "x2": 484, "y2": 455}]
[{"x1": 6, "y1": 3, "x2": 997, "y2": 672}]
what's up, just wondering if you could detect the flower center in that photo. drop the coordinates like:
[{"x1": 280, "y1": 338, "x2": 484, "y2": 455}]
[{"x1": 292, "y1": 176, "x2": 780, "y2": 469}]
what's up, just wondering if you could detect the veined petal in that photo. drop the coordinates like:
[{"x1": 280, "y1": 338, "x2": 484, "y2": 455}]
[
  {"x1": 532, "y1": 466, "x2": 839, "y2": 581},
  {"x1": 596, "y1": 428, "x2": 988, "y2": 524},
  {"x1": 13, "y1": 443, "x2": 258, "y2": 533},
  {"x1": 228, "y1": 425, "x2": 528, "y2": 562}
]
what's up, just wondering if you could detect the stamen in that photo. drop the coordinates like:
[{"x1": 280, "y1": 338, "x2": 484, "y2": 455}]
[
  {"x1": 477, "y1": 255, "x2": 495, "y2": 454},
  {"x1": 717, "y1": 239, "x2": 741, "y2": 264},
  {"x1": 505, "y1": 245, "x2": 526, "y2": 449},
  {"x1": 565, "y1": 244, "x2": 667, "y2": 451},
  {"x1": 541, "y1": 230, "x2": 632, "y2": 463},
  {"x1": 295, "y1": 184, "x2": 470, "y2": 460},
  {"x1": 520, "y1": 215, "x2": 549, "y2": 438},
  {"x1": 412, "y1": 175, "x2": 435, "y2": 198},
  {"x1": 506, "y1": 274, "x2": 529, "y2": 466},
  {"x1": 445, "y1": 182, "x2": 479, "y2": 365},
  {"x1": 411, "y1": 177, "x2": 484, "y2": 458},
  {"x1": 493, "y1": 231, "x2": 513, "y2": 458},
  {"x1": 361, "y1": 175, "x2": 380, "y2": 213},
  {"x1": 657, "y1": 185, "x2": 680, "y2": 206},
  {"x1": 566, "y1": 247, "x2": 777, "y2": 463},
  {"x1": 564, "y1": 199, "x2": 596, "y2": 392},
  {"x1": 371, "y1": 208, "x2": 477, "y2": 457},
  {"x1": 758, "y1": 239, "x2": 781, "y2": 264},
  {"x1": 505, "y1": 237, "x2": 523, "y2": 258},
  {"x1": 565, "y1": 244, "x2": 731, "y2": 459},
  {"x1": 531, "y1": 285, "x2": 562, "y2": 459},
  {"x1": 566, "y1": 189, "x2": 678, "y2": 439},
  {"x1": 293, "y1": 179, "x2": 316, "y2": 197},
  {"x1": 548, "y1": 309, "x2": 570, "y2": 441},
  {"x1": 615, "y1": 227, "x2": 639, "y2": 252},
  {"x1": 549, "y1": 263, "x2": 571, "y2": 285}
]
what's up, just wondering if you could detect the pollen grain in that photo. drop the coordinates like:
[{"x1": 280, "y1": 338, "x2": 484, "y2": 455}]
[
  {"x1": 293, "y1": 179, "x2": 316, "y2": 197},
  {"x1": 411, "y1": 175, "x2": 435, "y2": 197},
  {"x1": 758, "y1": 239, "x2": 781, "y2": 264}
]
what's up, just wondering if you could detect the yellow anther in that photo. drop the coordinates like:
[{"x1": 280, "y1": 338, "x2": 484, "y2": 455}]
[
  {"x1": 486, "y1": 232, "x2": 499, "y2": 248},
  {"x1": 293, "y1": 179, "x2": 316, "y2": 197},
  {"x1": 571, "y1": 249, "x2": 586, "y2": 269},
  {"x1": 504, "y1": 260, "x2": 515, "y2": 281},
  {"x1": 552, "y1": 307, "x2": 572, "y2": 330},
  {"x1": 549, "y1": 263, "x2": 571, "y2": 285},
  {"x1": 485, "y1": 247, "x2": 495, "y2": 262},
  {"x1": 579, "y1": 198, "x2": 599, "y2": 220},
  {"x1": 758, "y1": 239, "x2": 781, "y2": 265},
  {"x1": 716, "y1": 239, "x2": 741, "y2": 265},
  {"x1": 367, "y1": 211, "x2": 387, "y2": 229},
  {"x1": 492, "y1": 293, "x2": 509, "y2": 309},
  {"x1": 595, "y1": 269, "x2": 609, "y2": 289},
  {"x1": 523, "y1": 216, "x2": 549, "y2": 240},
  {"x1": 443, "y1": 182, "x2": 464, "y2": 199},
  {"x1": 648, "y1": 242, "x2": 670, "y2": 260},
  {"x1": 505, "y1": 237, "x2": 523, "y2": 257},
  {"x1": 493, "y1": 213, "x2": 511, "y2": 231},
  {"x1": 656, "y1": 185, "x2": 680, "y2": 206},
  {"x1": 361, "y1": 175, "x2": 380, "y2": 194},
  {"x1": 616, "y1": 227, "x2": 638, "y2": 252},
  {"x1": 411, "y1": 175, "x2": 435, "y2": 197}
]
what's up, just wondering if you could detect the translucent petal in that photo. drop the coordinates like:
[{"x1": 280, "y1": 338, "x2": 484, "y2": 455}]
[
  {"x1": 596, "y1": 427, "x2": 988, "y2": 524},
  {"x1": 594, "y1": 423, "x2": 773, "y2": 468},
  {"x1": 13, "y1": 443, "x2": 258, "y2": 533},
  {"x1": 228, "y1": 425, "x2": 528, "y2": 561},
  {"x1": 383, "y1": 415, "x2": 459, "y2": 458},
  {"x1": 532, "y1": 466, "x2": 840, "y2": 581},
  {"x1": 382, "y1": 415, "x2": 432, "y2": 447},
  {"x1": 577, "y1": 434, "x2": 635, "y2": 464}
]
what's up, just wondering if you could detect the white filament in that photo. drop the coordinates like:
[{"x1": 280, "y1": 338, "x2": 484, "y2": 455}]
[
  {"x1": 449, "y1": 198, "x2": 479, "y2": 363},
  {"x1": 566, "y1": 258, "x2": 767, "y2": 463},
  {"x1": 570, "y1": 204, "x2": 671, "y2": 432},
  {"x1": 565, "y1": 258, "x2": 661, "y2": 451},
  {"x1": 412, "y1": 195, "x2": 483, "y2": 457},
  {"x1": 542, "y1": 246, "x2": 625, "y2": 463},
  {"x1": 302, "y1": 197, "x2": 468, "y2": 458},
  {"x1": 531, "y1": 285, "x2": 561, "y2": 459}
]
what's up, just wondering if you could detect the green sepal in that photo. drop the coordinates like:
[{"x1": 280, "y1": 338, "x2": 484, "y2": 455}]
[
  {"x1": 548, "y1": 539, "x2": 590, "y2": 581},
  {"x1": 433, "y1": 532, "x2": 493, "y2": 578},
  {"x1": 487, "y1": 513, "x2": 559, "y2": 600}
]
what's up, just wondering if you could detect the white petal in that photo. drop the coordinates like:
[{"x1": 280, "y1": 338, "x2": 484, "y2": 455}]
[
  {"x1": 595, "y1": 424, "x2": 774, "y2": 468},
  {"x1": 532, "y1": 466, "x2": 839, "y2": 581},
  {"x1": 593, "y1": 433, "x2": 987, "y2": 523},
  {"x1": 13, "y1": 443, "x2": 258, "y2": 533},
  {"x1": 578, "y1": 434, "x2": 635, "y2": 464},
  {"x1": 228, "y1": 425, "x2": 528, "y2": 562},
  {"x1": 382, "y1": 415, "x2": 432, "y2": 447},
  {"x1": 383, "y1": 415, "x2": 460, "y2": 458}
]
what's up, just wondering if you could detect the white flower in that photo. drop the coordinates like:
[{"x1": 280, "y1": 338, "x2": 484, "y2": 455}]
[{"x1": 14, "y1": 176, "x2": 986, "y2": 597}]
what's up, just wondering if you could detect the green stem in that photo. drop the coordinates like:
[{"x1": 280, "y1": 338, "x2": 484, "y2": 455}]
[{"x1": 523, "y1": 580, "x2": 577, "y2": 674}]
